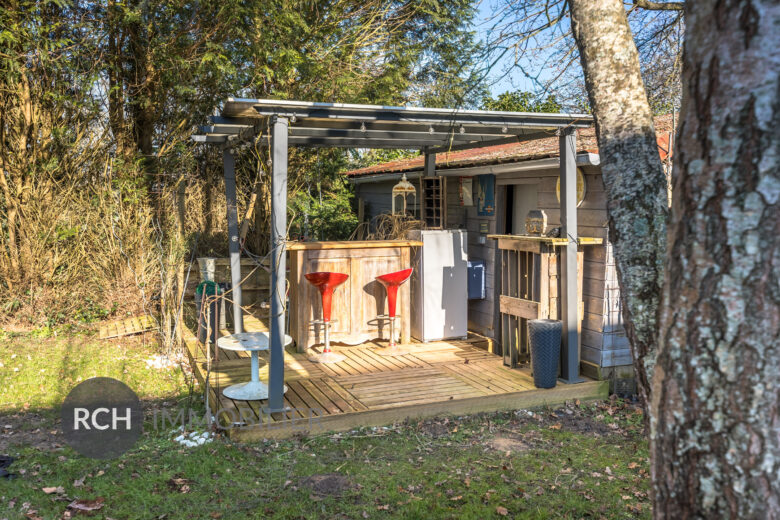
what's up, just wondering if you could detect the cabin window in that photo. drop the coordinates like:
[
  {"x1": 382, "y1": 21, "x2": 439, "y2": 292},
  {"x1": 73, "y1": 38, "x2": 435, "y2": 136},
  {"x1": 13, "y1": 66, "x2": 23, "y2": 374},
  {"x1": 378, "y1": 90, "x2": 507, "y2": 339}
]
[{"x1": 422, "y1": 177, "x2": 446, "y2": 228}]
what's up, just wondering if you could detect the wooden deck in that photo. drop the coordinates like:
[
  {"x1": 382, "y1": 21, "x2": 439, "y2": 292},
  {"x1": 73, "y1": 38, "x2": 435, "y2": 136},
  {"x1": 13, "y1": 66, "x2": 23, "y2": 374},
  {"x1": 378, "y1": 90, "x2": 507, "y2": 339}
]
[{"x1": 181, "y1": 310, "x2": 608, "y2": 441}]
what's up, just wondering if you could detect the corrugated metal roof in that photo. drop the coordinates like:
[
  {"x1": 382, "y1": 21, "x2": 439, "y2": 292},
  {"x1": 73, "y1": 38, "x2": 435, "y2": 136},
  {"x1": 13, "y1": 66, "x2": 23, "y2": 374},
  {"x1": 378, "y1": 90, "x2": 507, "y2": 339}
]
[
  {"x1": 344, "y1": 114, "x2": 676, "y2": 176},
  {"x1": 192, "y1": 98, "x2": 593, "y2": 151}
]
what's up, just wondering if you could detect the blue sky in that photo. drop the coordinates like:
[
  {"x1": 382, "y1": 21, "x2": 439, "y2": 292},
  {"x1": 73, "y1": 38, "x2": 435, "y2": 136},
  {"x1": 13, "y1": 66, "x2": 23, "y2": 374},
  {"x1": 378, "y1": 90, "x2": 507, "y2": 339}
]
[
  {"x1": 475, "y1": 0, "x2": 534, "y2": 97},
  {"x1": 474, "y1": 0, "x2": 567, "y2": 99}
]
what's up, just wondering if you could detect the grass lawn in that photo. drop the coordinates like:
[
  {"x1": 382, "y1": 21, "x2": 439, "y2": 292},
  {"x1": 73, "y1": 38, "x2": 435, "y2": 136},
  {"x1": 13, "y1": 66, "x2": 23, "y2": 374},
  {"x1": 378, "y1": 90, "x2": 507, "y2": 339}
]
[{"x1": 0, "y1": 333, "x2": 650, "y2": 519}]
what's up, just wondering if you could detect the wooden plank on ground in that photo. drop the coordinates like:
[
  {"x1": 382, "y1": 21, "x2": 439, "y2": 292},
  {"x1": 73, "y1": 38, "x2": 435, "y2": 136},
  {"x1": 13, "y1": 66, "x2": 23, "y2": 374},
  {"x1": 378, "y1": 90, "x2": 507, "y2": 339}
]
[
  {"x1": 183, "y1": 308, "x2": 607, "y2": 444},
  {"x1": 284, "y1": 382, "x2": 320, "y2": 417},
  {"x1": 315, "y1": 358, "x2": 353, "y2": 378},
  {"x1": 359, "y1": 383, "x2": 487, "y2": 406},
  {"x1": 408, "y1": 347, "x2": 493, "y2": 365},
  {"x1": 358, "y1": 348, "x2": 406, "y2": 371},
  {"x1": 99, "y1": 314, "x2": 156, "y2": 339},
  {"x1": 474, "y1": 362, "x2": 536, "y2": 391},
  {"x1": 340, "y1": 349, "x2": 380, "y2": 373}
]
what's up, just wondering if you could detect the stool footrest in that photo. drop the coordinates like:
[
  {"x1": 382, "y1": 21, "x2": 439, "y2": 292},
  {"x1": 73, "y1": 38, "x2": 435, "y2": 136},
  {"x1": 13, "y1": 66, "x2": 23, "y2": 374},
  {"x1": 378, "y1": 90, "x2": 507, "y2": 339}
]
[{"x1": 375, "y1": 315, "x2": 402, "y2": 320}]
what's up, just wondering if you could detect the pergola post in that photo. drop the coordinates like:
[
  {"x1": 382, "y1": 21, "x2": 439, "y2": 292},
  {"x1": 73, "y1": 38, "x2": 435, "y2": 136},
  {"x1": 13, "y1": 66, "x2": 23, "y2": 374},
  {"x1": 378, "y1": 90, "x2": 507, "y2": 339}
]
[
  {"x1": 559, "y1": 128, "x2": 583, "y2": 383},
  {"x1": 267, "y1": 116, "x2": 289, "y2": 411},
  {"x1": 223, "y1": 148, "x2": 243, "y2": 334}
]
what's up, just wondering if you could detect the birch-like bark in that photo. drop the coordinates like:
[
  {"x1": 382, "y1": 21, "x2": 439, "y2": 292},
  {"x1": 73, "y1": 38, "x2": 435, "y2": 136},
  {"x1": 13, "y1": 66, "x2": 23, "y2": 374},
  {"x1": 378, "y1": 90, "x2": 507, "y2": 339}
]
[
  {"x1": 651, "y1": 0, "x2": 780, "y2": 517},
  {"x1": 570, "y1": 0, "x2": 668, "y2": 408}
]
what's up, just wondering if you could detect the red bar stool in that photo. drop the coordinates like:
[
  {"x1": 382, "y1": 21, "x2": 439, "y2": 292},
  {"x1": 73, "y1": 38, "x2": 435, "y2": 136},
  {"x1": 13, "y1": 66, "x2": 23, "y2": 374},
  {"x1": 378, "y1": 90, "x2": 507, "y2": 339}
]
[
  {"x1": 374, "y1": 268, "x2": 413, "y2": 356},
  {"x1": 304, "y1": 272, "x2": 349, "y2": 364}
]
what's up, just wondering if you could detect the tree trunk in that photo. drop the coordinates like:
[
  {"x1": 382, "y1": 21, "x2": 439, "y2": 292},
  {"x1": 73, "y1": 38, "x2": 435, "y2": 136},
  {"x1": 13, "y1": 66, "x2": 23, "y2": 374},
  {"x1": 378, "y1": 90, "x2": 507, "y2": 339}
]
[
  {"x1": 651, "y1": 1, "x2": 780, "y2": 517},
  {"x1": 106, "y1": 0, "x2": 128, "y2": 157},
  {"x1": 569, "y1": 0, "x2": 669, "y2": 408}
]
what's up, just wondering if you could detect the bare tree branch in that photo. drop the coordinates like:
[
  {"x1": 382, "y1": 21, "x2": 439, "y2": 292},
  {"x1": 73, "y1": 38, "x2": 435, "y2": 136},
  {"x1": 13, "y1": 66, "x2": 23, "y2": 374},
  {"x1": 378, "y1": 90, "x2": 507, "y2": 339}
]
[{"x1": 633, "y1": 0, "x2": 684, "y2": 11}]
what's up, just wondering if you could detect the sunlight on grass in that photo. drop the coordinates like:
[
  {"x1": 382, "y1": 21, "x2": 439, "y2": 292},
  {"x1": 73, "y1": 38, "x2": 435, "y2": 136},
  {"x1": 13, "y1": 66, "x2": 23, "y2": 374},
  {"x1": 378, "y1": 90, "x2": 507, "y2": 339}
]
[{"x1": 0, "y1": 333, "x2": 189, "y2": 413}]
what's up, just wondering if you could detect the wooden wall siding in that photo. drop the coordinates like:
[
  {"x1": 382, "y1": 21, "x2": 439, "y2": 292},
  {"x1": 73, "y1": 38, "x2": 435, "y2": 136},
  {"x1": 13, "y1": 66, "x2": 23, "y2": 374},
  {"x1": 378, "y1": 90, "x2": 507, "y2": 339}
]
[
  {"x1": 446, "y1": 178, "x2": 467, "y2": 228},
  {"x1": 532, "y1": 167, "x2": 630, "y2": 368},
  {"x1": 355, "y1": 181, "x2": 392, "y2": 222},
  {"x1": 536, "y1": 169, "x2": 610, "y2": 240},
  {"x1": 581, "y1": 241, "x2": 632, "y2": 367}
]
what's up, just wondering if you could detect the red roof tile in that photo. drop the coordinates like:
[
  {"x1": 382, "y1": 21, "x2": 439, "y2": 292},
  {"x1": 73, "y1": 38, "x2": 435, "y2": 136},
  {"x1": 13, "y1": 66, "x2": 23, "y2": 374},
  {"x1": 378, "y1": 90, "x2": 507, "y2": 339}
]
[{"x1": 344, "y1": 114, "x2": 676, "y2": 177}]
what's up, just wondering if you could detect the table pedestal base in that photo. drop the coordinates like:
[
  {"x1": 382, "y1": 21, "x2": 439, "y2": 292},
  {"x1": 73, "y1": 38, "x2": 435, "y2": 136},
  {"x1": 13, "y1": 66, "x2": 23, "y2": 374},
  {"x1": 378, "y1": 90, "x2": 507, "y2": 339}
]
[{"x1": 222, "y1": 381, "x2": 288, "y2": 401}]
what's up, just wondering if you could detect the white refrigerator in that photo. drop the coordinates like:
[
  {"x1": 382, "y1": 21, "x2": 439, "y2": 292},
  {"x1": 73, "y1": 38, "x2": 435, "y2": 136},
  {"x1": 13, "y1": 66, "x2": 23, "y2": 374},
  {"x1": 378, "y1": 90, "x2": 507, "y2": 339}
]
[{"x1": 408, "y1": 230, "x2": 468, "y2": 341}]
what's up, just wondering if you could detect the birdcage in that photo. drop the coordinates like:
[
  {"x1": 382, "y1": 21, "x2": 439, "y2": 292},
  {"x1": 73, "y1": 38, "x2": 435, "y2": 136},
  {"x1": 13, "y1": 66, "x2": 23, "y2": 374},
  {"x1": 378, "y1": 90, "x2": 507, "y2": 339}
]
[{"x1": 391, "y1": 174, "x2": 417, "y2": 217}]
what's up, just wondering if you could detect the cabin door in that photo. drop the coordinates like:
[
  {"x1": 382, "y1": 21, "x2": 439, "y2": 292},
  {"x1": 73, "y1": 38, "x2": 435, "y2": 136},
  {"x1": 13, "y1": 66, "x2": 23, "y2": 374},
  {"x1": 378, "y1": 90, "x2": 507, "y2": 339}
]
[{"x1": 511, "y1": 183, "x2": 539, "y2": 234}]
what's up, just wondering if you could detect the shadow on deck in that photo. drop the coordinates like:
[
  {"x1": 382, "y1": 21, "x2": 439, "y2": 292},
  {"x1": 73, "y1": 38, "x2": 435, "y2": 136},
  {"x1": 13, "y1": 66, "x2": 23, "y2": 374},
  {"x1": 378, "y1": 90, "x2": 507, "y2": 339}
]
[{"x1": 181, "y1": 307, "x2": 608, "y2": 441}]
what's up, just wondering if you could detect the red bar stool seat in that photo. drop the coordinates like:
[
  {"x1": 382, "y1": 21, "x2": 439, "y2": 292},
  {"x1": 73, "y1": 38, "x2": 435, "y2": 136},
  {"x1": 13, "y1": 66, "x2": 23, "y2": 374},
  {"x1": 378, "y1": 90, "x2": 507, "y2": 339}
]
[
  {"x1": 304, "y1": 272, "x2": 349, "y2": 363},
  {"x1": 374, "y1": 267, "x2": 413, "y2": 356}
]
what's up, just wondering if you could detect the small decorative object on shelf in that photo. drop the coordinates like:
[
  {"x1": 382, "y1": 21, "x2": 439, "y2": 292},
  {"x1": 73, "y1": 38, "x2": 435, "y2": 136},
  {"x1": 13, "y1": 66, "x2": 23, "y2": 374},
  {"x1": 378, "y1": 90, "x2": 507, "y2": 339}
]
[{"x1": 525, "y1": 209, "x2": 548, "y2": 235}]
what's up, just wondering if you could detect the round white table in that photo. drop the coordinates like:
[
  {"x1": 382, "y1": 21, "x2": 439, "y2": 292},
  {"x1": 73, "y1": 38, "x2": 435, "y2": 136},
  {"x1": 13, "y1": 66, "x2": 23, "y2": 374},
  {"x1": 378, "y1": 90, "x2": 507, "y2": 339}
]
[{"x1": 216, "y1": 331, "x2": 292, "y2": 401}]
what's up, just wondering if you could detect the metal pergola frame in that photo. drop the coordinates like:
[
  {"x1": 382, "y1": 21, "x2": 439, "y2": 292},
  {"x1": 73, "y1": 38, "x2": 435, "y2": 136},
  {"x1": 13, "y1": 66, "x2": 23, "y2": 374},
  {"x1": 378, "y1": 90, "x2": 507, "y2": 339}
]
[{"x1": 193, "y1": 98, "x2": 592, "y2": 411}]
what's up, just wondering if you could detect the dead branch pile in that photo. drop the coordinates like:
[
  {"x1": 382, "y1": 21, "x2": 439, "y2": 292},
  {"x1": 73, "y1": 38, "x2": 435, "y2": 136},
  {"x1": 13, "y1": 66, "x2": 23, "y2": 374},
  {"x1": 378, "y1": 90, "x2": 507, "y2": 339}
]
[{"x1": 350, "y1": 213, "x2": 424, "y2": 241}]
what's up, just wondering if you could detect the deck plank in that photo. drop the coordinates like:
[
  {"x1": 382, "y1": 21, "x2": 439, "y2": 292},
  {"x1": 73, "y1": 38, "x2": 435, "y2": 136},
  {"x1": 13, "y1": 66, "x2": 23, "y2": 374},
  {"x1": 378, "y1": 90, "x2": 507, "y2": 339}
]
[
  {"x1": 346, "y1": 376, "x2": 465, "y2": 399},
  {"x1": 286, "y1": 381, "x2": 326, "y2": 417},
  {"x1": 283, "y1": 383, "x2": 319, "y2": 417},
  {"x1": 439, "y1": 363, "x2": 513, "y2": 394},
  {"x1": 308, "y1": 378, "x2": 356, "y2": 414},
  {"x1": 339, "y1": 349, "x2": 379, "y2": 373},
  {"x1": 359, "y1": 385, "x2": 488, "y2": 406},
  {"x1": 357, "y1": 347, "x2": 405, "y2": 371},
  {"x1": 317, "y1": 378, "x2": 369, "y2": 412},
  {"x1": 298, "y1": 379, "x2": 343, "y2": 415},
  {"x1": 367, "y1": 390, "x2": 487, "y2": 409},
  {"x1": 335, "y1": 366, "x2": 439, "y2": 386}
]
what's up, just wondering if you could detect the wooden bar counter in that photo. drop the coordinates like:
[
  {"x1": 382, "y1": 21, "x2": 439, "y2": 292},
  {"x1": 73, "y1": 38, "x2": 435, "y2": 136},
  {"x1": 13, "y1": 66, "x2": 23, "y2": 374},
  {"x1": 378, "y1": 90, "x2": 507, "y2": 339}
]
[{"x1": 288, "y1": 240, "x2": 422, "y2": 352}]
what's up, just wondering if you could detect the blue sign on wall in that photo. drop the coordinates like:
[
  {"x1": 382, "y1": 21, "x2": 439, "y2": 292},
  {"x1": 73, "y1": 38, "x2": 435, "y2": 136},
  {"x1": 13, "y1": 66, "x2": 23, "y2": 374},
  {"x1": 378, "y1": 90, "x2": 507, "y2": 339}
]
[{"x1": 476, "y1": 174, "x2": 495, "y2": 216}]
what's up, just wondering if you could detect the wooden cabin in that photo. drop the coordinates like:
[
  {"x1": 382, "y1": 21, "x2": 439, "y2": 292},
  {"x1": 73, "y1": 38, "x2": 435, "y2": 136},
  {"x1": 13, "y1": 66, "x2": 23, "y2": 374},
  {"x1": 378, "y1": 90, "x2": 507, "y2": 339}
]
[{"x1": 346, "y1": 115, "x2": 675, "y2": 389}]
